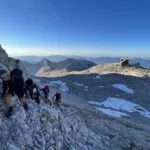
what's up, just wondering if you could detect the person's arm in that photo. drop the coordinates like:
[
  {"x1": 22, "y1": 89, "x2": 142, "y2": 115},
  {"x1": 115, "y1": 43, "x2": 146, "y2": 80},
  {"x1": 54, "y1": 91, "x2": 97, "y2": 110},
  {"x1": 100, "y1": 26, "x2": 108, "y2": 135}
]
[
  {"x1": 40, "y1": 92, "x2": 46, "y2": 101},
  {"x1": 2, "y1": 80, "x2": 7, "y2": 97},
  {"x1": 52, "y1": 94, "x2": 56, "y2": 99}
]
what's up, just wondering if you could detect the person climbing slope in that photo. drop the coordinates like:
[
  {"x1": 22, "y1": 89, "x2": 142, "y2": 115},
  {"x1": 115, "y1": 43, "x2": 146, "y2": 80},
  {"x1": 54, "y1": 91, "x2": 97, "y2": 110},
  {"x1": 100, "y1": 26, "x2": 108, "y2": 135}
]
[
  {"x1": 25, "y1": 78, "x2": 40, "y2": 104},
  {"x1": 40, "y1": 85, "x2": 51, "y2": 105},
  {"x1": 10, "y1": 60, "x2": 28, "y2": 110},
  {"x1": 2, "y1": 72, "x2": 28, "y2": 117},
  {"x1": 2, "y1": 60, "x2": 28, "y2": 117},
  {"x1": 52, "y1": 92, "x2": 61, "y2": 107}
]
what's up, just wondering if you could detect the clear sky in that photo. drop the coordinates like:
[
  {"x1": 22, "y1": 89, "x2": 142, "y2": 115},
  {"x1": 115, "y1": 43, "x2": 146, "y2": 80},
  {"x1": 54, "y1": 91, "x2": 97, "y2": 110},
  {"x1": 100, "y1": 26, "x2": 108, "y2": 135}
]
[{"x1": 0, "y1": 0, "x2": 150, "y2": 57}]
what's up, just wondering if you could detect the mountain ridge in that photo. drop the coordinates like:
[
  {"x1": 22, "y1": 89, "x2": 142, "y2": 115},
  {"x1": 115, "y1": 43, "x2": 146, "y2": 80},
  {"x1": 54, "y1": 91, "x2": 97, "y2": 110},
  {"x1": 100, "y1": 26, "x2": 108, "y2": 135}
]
[
  {"x1": 24, "y1": 58, "x2": 96, "y2": 75},
  {"x1": 17, "y1": 55, "x2": 150, "y2": 69}
]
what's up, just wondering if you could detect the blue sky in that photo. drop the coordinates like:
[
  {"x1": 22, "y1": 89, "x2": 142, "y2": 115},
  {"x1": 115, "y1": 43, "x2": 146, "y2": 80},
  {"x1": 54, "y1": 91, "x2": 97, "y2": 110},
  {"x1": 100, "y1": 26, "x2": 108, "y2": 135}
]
[{"x1": 0, "y1": 0, "x2": 150, "y2": 57}]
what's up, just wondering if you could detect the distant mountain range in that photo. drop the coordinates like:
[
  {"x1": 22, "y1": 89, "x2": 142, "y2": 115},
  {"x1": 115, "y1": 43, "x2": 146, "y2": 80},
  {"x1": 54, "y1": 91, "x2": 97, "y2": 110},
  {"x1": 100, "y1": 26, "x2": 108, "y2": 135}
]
[
  {"x1": 23, "y1": 58, "x2": 96, "y2": 75},
  {"x1": 17, "y1": 55, "x2": 150, "y2": 69},
  {"x1": 16, "y1": 55, "x2": 68, "y2": 63}
]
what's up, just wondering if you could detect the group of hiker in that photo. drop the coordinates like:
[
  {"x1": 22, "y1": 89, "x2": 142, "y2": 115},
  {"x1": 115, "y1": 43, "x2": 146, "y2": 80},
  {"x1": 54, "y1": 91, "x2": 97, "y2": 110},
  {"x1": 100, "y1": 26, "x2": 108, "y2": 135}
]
[{"x1": 0, "y1": 60, "x2": 61, "y2": 117}]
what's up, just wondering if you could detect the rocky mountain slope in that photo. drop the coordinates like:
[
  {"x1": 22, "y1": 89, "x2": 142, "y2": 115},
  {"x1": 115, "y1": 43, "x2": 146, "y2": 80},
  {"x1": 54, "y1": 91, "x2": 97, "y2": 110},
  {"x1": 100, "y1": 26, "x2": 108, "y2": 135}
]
[
  {"x1": 1, "y1": 99, "x2": 150, "y2": 150},
  {"x1": 1, "y1": 45, "x2": 150, "y2": 149},
  {"x1": 0, "y1": 101, "x2": 106, "y2": 150},
  {"x1": 35, "y1": 62, "x2": 150, "y2": 78},
  {"x1": 85, "y1": 63, "x2": 150, "y2": 77}
]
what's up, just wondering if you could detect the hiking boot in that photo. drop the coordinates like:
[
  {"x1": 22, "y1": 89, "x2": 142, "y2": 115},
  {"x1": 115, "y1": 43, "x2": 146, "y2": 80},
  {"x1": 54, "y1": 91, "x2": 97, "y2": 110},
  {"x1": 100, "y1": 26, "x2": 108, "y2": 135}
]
[
  {"x1": 6, "y1": 106, "x2": 14, "y2": 118},
  {"x1": 23, "y1": 103, "x2": 28, "y2": 111}
]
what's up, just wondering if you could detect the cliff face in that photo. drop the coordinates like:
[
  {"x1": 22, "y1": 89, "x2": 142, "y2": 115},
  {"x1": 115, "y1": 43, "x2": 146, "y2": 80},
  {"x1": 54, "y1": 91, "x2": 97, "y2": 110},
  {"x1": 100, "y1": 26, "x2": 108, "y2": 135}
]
[
  {"x1": 0, "y1": 44, "x2": 9, "y2": 67},
  {"x1": 0, "y1": 45, "x2": 29, "y2": 77}
]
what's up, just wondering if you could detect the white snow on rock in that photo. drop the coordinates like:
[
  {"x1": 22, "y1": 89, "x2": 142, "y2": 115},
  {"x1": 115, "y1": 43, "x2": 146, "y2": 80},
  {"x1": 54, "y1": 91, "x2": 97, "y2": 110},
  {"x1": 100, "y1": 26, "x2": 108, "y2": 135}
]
[
  {"x1": 112, "y1": 84, "x2": 134, "y2": 94},
  {"x1": 98, "y1": 86, "x2": 104, "y2": 88},
  {"x1": 50, "y1": 80, "x2": 69, "y2": 92},
  {"x1": 89, "y1": 101, "x2": 101, "y2": 105},
  {"x1": 96, "y1": 107, "x2": 129, "y2": 118},
  {"x1": 73, "y1": 82, "x2": 84, "y2": 86},
  {"x1": 73, "y1": 83, "x2": 88, "y2": 91},
  {"x1": 93, "y1": 75, "x2": 101, "y2": 80},
  {"x1": 89, "y1": 97, "x2": 150, "y2": 119}
]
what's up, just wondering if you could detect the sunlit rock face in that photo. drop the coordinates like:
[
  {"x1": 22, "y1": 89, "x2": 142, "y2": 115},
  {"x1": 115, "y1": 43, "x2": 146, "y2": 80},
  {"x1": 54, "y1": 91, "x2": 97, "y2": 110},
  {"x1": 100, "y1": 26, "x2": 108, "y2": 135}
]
[
  {"x1": 0, "y1": 45, "x2": 30, "y2": 77},
  {"x1": 0, "y1": 44, "x2": 9, "y2": 67}
]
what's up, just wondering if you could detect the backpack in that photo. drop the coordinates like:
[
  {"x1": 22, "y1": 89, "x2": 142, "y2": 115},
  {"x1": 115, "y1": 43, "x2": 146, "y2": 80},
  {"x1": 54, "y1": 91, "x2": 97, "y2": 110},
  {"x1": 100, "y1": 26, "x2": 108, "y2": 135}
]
[
  {"x1": 10, "y1": 68, "x2": 23, "y2": 78},
  {"x1": 10, "y1": 68, "x2": 23, "y2": 85}
]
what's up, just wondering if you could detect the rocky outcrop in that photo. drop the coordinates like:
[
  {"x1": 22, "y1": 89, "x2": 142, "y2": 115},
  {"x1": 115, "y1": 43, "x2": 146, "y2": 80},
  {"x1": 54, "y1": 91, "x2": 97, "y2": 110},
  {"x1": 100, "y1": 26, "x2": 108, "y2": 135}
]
[
  {"x1": 120, "y1": 58, "x2": 129, "y2": 67},
  {"x1": 0, "y1": 45, "x2": 29, "y2": 77},
  {"x1": 0, "y1": 45, "x2": 9, "y2": 67}
]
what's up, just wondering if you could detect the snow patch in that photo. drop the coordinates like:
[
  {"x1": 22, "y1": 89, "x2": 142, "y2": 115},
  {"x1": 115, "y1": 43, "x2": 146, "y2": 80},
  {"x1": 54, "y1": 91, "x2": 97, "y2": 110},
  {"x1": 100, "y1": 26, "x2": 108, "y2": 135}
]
[
  {"x1": 112, "y1": 84, "x2": 134, "y2": 94},
  {"x1": 73, "y1": 82, "x2": 88, "y2": 91},
  {"x1": 98, "y1": 86, "x2": 104, "y2": 88},
  {"x1": 89, "y1": 101, "x2": 101, "y2": 105},
  {"x1": 84, "y1": 86, "x2": 88, "y2": 89},
  {"x1": 93, "y1": 75, "x2": 101, "y2": 80},
  {"x1": 96, "y1": 107, "x2": 129, "y2": 118},
  {"x1": 89, "y1": 97, "x2": 150, "y2": 119},
  {"x1": 50, "y1": 80, "x2": 69, "y2": 92},
  {"x1": 73, "y1": 82, "x2": 84, "y2": 86}
]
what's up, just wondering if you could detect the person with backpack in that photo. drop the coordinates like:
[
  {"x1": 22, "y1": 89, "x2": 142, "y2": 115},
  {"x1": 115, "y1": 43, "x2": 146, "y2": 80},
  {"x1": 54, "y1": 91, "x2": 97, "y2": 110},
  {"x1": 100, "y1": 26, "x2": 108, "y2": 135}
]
[
  {"x1": 40, "y1": 85, "x2": 49, "y2": 99},
  {"x1": 2, "y1": 72, "x2": 28, "y2": 117},
  {"x1": 10, "y1": 60, "x2": 28, "y2": 106},
  {"x1": 40, "y1": 85, "x2": 51, "y2": 105},
  {"x1": 24, "y1": 78, "x2": 40, "y2": 104},
  {"x1": 52, "y1": 92, "x2": 61, "y2": 107},
  {"x1": 3, "y1": 60, "x2": 28, "y2": 117}
]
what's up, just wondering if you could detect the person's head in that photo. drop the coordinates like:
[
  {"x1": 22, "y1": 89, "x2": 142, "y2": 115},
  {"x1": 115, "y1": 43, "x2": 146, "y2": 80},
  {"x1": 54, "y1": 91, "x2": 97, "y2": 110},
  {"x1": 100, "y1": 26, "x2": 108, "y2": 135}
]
[
  {"x1": 56, "y1": 91, "x2": 60, "y2": 95},
  {"x1": 44, "y1": 85, "x2": 49, "y2": 89},
  {"x1": 15, "y1": 59, "x2": 20, "y2": 65},
  {"x1": 15, "y1": 59, "x2": 20, "y2": 69},
  {"x1": 25, "y1": 78, "x2": 33, "y2": 85}
]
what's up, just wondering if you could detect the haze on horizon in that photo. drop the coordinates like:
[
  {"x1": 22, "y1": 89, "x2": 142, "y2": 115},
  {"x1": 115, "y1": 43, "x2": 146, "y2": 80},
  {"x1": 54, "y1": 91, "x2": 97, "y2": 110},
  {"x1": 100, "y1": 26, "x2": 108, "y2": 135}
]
[{"x1": 0, "y1": 0, "x2": 150, "y2": 57}]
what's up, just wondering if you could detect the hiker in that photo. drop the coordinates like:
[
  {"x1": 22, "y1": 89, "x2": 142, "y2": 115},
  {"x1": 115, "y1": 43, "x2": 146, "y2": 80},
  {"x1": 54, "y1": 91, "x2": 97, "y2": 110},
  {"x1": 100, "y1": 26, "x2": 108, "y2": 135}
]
[
  {"x1": 2, "y1": 72, "x2": 28, "y2": 117},
  {"x1": 40, "y1": 85, "x2": 51, "y2": 105},
  {"x1": 24, "y1": 78, "x2": 40, "y2": 104},
  {"x1": 3, "y1": 60, "x2": 28, "y2": 117},
  {"x1": 10, "y1": 59, "x2": 28, "y2": 108},
  {"x1": 40, "y1": 85, "x2": 50, "y2": 100},
  {"x1": 52, "y1": 92, "x2": 61, "y2": 107}
]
